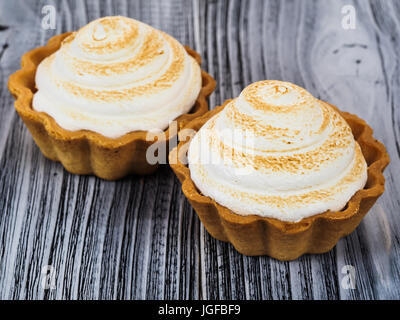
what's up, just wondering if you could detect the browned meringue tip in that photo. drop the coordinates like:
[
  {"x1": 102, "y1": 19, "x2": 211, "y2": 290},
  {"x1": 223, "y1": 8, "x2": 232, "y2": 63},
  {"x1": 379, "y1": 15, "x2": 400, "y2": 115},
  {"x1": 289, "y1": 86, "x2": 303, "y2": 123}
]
[
  {"x1": 169, "y1": 99, "x2": 390, "y2": 260},
  {"x1": 8, "y1": 32, "x2": 216, "y2": 180}
]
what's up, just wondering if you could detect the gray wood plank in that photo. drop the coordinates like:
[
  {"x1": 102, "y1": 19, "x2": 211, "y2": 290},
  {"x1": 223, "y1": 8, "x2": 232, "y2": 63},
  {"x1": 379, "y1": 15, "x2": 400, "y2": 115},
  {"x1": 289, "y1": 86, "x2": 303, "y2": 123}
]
[
  {"x1": 197, "y1": 0, "x2": 400, "y2": 300},
  {"x1": 0, "y1": 0, "x2": 201, "y2": 300}
]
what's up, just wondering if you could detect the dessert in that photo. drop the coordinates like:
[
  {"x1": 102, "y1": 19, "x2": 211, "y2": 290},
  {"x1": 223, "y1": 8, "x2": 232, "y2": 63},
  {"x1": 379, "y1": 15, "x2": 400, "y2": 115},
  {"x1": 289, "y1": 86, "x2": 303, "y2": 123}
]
[
  {"x1": 169, "y1": 80, "x2": 389, "y2": 260},
  {"x1": 8, "y1": 16, "x2": 216, "y2": 179}
]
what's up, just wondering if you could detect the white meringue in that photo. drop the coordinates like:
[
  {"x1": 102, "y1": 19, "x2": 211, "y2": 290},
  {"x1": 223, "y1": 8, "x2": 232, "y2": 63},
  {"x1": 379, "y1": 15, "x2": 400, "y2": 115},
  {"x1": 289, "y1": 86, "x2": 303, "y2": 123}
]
[
  {"x1": 188, "y1": 80, "x2": 368, "y2": 222},
  {"x1": 33, "y1": 16, "x2": 202, "y2": 138}
]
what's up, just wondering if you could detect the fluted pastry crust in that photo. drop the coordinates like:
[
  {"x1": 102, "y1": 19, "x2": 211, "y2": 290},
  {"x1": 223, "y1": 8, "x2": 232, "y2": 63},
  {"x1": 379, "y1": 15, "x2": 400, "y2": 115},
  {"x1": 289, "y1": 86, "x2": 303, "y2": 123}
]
[
  {"x1": 188, "y1": 81, "x2": 368, "y2": 222},
  {"x1": 33, "y1": 16, "x2": 202, "y2": 138},
  {"x1": 8, "y1": 31, "x2": 216, "y2": 180},
  {"x1": 169, "y1": 99, "x2": 389, "y2": 260}
]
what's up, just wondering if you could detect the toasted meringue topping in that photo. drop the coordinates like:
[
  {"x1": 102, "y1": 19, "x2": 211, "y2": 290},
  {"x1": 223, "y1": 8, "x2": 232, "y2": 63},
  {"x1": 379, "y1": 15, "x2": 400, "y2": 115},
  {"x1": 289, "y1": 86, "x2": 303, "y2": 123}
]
[
  {"x1": 188, "y1": 81, "x2": 367, "y2": 222},
  {"x1": 33, "y1": 16, "x2": 202, "y2": 138},
  {"x1": 92, "y1": 23, "x2": 107, "y2": 41}
]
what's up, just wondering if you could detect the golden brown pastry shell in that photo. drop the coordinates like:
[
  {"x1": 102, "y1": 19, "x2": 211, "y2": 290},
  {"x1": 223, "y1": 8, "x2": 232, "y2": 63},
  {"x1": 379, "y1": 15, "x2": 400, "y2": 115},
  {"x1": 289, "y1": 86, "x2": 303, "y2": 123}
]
[
  {"x1": 8, "y1": 32, "x2": 216, "y2": 180},
  {"x1": 169, "y1": 99, "x2": 390, "y2": 260}
]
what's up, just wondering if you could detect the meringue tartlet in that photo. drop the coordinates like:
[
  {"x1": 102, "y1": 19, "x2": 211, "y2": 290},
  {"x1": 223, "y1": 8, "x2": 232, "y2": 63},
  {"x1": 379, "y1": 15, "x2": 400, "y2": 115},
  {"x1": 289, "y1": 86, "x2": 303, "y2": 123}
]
[
  {"x1": 169, "y1": 80, "x2": 389, "y2": 260},
  {"x1": 8, "y1": 16, "x2": 216, "y2": 179}
]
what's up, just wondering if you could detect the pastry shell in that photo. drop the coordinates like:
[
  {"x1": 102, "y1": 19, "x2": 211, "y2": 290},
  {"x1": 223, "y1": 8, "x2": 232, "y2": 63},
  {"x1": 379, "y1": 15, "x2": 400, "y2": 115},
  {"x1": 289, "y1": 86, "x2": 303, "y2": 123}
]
[
  {"x1": 169, "y1": 99, "x2": 390, "y2": 260},
  {"x1": 8, "y1": 33, "x2": 216, "y2": 180}
]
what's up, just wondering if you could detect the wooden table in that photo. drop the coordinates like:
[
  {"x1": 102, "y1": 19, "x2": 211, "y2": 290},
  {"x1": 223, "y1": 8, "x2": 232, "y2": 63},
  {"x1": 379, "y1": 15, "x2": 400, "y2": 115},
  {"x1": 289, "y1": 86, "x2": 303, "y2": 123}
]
[{"x1": 0, "y1": 0, "x2": 399, "y2": 300}]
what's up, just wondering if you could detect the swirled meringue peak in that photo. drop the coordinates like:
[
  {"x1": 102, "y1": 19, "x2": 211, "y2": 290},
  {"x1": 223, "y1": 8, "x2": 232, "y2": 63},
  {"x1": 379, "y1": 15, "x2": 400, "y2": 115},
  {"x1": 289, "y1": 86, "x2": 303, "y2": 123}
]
[
  {"x1": 188, "y1": 80, "x2": 367, "y2": 222},
  {"x1": 33, "y1": 16, "x2": 202, "y2": 138}
]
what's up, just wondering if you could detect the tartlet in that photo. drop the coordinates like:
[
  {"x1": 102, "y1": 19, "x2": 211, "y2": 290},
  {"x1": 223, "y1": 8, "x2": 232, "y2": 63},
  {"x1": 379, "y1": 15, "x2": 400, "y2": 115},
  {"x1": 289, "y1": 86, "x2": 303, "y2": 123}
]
[
  {"x1": 169, "y1": 86, "x2": 389, "y2": 260},
  {"x1": 8, "y1": 18, "x2": 216, "y2": 180}
]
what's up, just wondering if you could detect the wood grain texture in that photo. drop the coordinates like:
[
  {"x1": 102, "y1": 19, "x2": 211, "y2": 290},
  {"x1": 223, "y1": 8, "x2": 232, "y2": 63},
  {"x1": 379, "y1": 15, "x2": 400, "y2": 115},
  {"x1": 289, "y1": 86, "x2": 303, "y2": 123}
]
[{"x1": 0, "y1": 0, "x2": 399, "y2": 300}]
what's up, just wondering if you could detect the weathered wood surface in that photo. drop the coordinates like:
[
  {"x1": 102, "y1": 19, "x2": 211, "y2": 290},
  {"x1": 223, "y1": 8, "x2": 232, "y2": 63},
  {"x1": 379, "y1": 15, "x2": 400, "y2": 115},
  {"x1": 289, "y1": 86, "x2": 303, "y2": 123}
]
[{"x1": 0, "y1": 0, "x2": 399, "y2": 300}]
